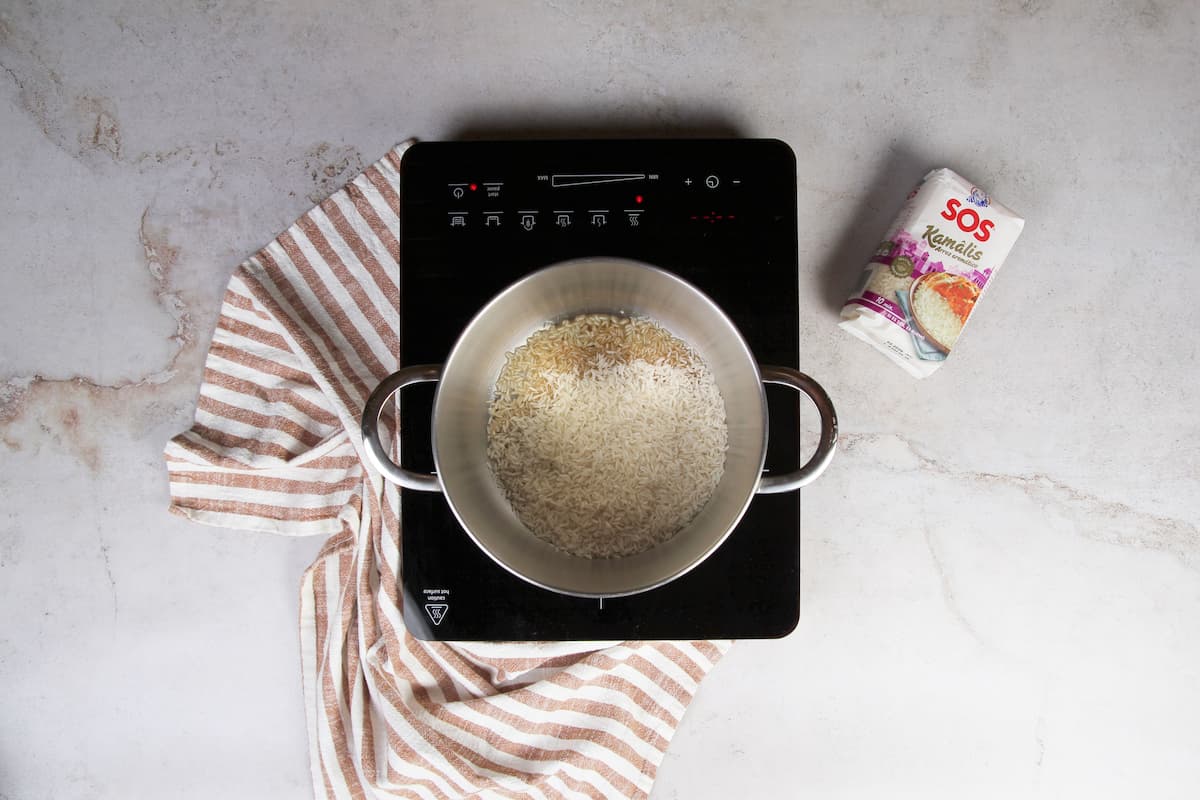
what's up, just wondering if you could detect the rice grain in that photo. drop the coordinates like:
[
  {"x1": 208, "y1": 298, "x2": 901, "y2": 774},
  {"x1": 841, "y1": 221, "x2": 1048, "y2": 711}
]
[{"x1": 486, "y1": 314, "x2": 728, "y2": 559}]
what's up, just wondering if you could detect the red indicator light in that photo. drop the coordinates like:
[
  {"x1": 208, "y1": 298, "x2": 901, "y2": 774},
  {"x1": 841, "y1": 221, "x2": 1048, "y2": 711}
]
[
  {"x1": 635, "y1": 195, "x2": 643, "y2": 204},
  {"x1": 469, "y1": 183, "x2": 478, "y2": 191}
]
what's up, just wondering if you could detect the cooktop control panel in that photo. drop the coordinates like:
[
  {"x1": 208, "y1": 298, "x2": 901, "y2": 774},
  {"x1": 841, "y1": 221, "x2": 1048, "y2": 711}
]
[
  {"x1": 402, "y1": 140, "x2": 792, "y2": 233},
  {"x1": 425, "y1": 166, "x2": 746, "y2": 234}
]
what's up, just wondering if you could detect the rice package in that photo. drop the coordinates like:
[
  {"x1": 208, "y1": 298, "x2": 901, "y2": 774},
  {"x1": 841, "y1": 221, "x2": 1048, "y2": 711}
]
[{"x1": 838, "y1": 168, "x2": 1024, "y2": 378}]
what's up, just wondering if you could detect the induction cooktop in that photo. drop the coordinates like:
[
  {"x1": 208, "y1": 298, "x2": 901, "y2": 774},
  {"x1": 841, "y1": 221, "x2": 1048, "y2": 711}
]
[{"x1": 398, "y1": 139, "x2": 801, "y2": 640}]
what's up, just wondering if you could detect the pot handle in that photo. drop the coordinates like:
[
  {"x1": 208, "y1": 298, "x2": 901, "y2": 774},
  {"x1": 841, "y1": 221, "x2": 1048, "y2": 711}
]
[
  {"x1": 360, "y1": 364, "x2": 444, "y2": 492},
  {"x1": 756, "y1": 365, "x2": 838, "y2": 493}
]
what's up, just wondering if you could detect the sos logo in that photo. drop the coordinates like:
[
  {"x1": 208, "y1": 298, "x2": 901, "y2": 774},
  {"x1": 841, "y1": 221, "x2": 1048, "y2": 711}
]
[{"x1": 941, "y1": 198, "x2": 994, "y2": 242}]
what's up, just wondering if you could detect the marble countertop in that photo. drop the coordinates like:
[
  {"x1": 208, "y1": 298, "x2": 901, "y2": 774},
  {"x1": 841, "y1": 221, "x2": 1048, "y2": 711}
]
[{"x1": 3, "y1": 1, "x2": 1197, "y2": 797}]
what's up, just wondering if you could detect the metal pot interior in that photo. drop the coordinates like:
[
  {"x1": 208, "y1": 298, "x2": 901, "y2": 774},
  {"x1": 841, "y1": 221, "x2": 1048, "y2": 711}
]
[{"x1": 432, "y1": 258, "x2": 768, "y2": 597}]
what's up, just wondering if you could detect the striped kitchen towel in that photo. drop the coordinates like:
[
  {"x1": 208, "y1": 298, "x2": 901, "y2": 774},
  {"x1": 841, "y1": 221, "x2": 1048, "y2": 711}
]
[{"x1": 164, "y1": 140, "x2": 731, "y2": 799}]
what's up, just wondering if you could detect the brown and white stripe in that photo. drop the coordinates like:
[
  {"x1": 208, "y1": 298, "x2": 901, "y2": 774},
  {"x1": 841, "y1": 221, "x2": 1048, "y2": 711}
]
[{"x1": 165, "y1": 141, "x2": 731, "y2": 799}]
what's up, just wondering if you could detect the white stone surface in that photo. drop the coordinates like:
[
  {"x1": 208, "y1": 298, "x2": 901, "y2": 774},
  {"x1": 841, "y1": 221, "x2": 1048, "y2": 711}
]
[{"x1": 2, "y1": 1, "x2": 1197, "y2": 797}]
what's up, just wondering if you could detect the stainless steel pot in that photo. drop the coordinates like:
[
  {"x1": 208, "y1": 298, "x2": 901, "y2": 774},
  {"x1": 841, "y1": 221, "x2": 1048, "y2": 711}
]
[{"x1": 361, "y1": 258, "x2": 837, "y2": 597}]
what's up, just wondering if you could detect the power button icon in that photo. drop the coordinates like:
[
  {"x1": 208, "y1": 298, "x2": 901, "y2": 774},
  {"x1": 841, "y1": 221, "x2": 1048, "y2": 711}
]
[{"x1": 705, "y1": 175, "x2": 719, "y2": 189}]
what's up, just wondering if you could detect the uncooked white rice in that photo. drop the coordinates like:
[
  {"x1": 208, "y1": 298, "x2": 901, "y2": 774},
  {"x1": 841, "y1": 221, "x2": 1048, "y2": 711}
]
[
  {"x1": 486, "y1": 313, "x2": 728, "y2": 559},
  {"x1": 863, "y1": 266, "x2": 914, "y2": 301}
]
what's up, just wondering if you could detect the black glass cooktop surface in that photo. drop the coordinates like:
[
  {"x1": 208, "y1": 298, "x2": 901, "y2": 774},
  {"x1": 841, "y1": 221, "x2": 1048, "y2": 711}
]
[{"x1": 398, "y1": 139, "x2": 800, "y2": 640}]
